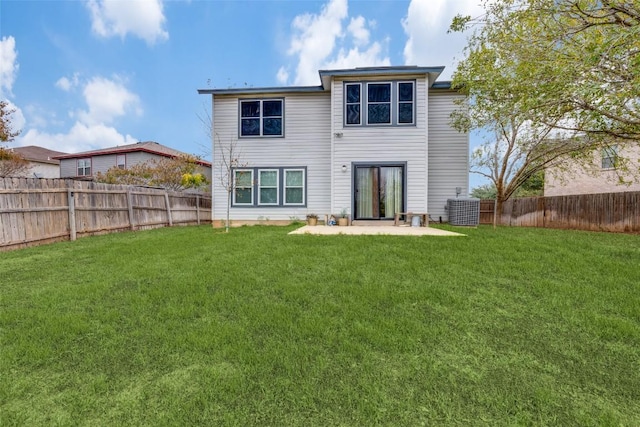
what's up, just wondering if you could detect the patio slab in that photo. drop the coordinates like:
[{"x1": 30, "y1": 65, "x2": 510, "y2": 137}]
[{"x1": 288, "y1": 225, "x2": 465, "y2": 236}]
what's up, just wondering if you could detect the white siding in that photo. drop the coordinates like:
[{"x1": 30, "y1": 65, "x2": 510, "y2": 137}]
[
  {"x1": 211, "y1": 91, "x2": 331, "y2": 221},
  {"x1": 427, "y1": 91, "x2": 469, "y2": 221},
  {"x1": 331, "y1": 76, "x2": 429, "y2": 217}
]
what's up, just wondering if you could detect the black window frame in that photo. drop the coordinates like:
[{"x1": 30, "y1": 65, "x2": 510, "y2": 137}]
[
  {"x1": 231, "y1": 166, "x2": 307, "y2": 208},
  {"x1": 239, "y1": 98, "x2": 284, "y2": 138},
  {"x1": 343, "y1": 80, "x2": 415, "y2": 127}
]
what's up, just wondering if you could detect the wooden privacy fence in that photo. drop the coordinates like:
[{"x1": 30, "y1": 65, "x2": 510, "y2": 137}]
[
  {"x1": 0, "y1": 177, "x2": 211, "y2": 251},
  {"x1": 479, "y1": 191, "x2": 640, "y2": 233}
]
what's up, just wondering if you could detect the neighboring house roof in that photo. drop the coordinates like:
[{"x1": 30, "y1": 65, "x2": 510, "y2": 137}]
[
  {"x1": 10, "y1": 146, "x2": 67, "y2": 165},
  {"x1": 52, "y1": 141, "x2": 211, "y2": 167},
  {"x1": 198, "y1": 65, "x2": 451, "y2": 96}
]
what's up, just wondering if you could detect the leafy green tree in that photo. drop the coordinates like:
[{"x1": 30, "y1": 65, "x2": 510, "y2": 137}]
[
  {"x1": 0, "y1": 100, "x2": 31, "y2": 177},
  {"x1": 470, "y1": 184, "x2": 497, "y2": 200},
  {"x1": 451, "y1": 0, "x2": 640, "y2": 140},
  {"x1": 96, "y1": 154, "x2": 208, "y2": 192},
  {"x1": 450, "y1": 0, "x2": 638, "y2": 215}
]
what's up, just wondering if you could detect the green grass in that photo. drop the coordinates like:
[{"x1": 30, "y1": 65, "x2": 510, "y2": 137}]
[{"x1": 1, "y1": 225, "x2": 639, "y2": 426}]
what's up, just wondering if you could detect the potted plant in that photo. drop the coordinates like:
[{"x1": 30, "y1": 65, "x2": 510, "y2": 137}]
[
  {"x1": 306, "y1": 213, "x2": 318, "y2": 226},
  {"x1": 337, "y1": 208, "x2": 349, "y2": 226}
]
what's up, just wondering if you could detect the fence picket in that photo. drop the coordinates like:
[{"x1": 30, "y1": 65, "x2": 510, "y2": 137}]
[{"x1": 0, "y1": 178, "x2": 211, "y2": 251}]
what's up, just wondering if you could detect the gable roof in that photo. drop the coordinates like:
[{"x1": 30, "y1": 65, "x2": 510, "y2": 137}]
[
  {"x1": 198, "y1": 65, "x2": 450, "y2": 96},
  {"x1": 52, "y1": 141, "x2": 211, "y2": 167},
  {"x1": 9, "y1": 146, "x2": 67, "y2": 165}
]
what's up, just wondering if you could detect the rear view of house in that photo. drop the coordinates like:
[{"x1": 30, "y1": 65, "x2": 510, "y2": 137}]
[{"x1": 198, "y1": 66, "x2": 468, "y2": 225}]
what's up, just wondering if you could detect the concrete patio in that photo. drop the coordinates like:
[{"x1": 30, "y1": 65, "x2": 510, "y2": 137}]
[{"x1": 288, "y1": 225, "x2": 465, "y2": 236}]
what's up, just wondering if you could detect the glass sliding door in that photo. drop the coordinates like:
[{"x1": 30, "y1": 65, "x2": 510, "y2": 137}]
[{"x1": 354, "y1": 165, "x2": 404, "y2": 220}]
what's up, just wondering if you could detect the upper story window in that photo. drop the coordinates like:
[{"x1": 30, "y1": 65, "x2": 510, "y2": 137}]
[
  {"x1": 116, "y1": 154, "x2": 126, "y2": 169},
  {"x1": 344, "y1": 81, "x2": 415, "y2": 127},
  {"x1": 77, "y1": 158, "x2": 91, "y2": 176},
  {"x1": 240, "y1": 99, "x2": 283, "y2": 137},
  {"x1": 367, "y1": 83, "x2": 392, "y2": 124},
  {"x1": 602, "y1": 145, "x2": 618, "y2": 169}
]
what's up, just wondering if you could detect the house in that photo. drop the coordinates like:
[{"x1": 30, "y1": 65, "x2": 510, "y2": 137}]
[
  {"x1": 6, "y1": 145, "x2": 66, "y2": 178},
  {"x1": 53, "y1": 141, "x2": 212, "y2": 181},
  {"x1": 545, "y1": 143, "x2": 640, "y2": 196},
  {"x1": 198, "y1": 66, "x2": 469, "y2": 225}
]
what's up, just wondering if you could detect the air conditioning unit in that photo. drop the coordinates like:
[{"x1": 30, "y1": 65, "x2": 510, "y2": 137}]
[{"x1": 447, "y1": 198, "x2": 480, "y2": 226}]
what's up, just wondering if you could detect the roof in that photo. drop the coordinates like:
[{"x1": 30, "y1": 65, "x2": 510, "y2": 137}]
[
  {"x1": 318, "y1": 65, "x2": 445, "y2": 89},
  {"x1": 9, "y1": 146, "x2": 67, "y2": 165},
  {"x1": 52, "y1": 141, "x2": 211, "y2": 167},
  {"x1": 198, "y1": 65, "x2": 448, "y2": 96}
]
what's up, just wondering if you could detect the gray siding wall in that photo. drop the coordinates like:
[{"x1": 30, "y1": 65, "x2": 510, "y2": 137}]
[
  {"x1": 211, "y1": 91, "x2": 331, "y2": 221},
  {"x1": 331, "y1": 75, "x2": 429, "y2": 217},
  {"x1": 427, "y1": 91, "x2": 469, "y2": 221},
  {"x1": 59, "y1": 159, "x2": 77, "y2": 178}
]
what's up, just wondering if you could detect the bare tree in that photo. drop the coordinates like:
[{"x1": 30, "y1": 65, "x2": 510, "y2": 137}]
[
  {"x1": 198, "y1": 106, "x2": 247, "y2": 232},
  {"x1": 216, "y1": 134, "x2": 247, "y2": 233}
]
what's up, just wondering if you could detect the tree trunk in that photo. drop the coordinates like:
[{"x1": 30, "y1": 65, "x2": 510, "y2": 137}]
[{"x1": 226, "y1": 191, "x2": 231, "y2": 233}]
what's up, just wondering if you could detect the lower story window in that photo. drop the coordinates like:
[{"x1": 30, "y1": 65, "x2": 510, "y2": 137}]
[
  {"x1": 234, "y1": 170, "x2": 254, "y2": 205},
  {"x1": 77, "y1": 158, "x2": 91, "y2": 176},
  {"x1": 232, "y1": 167, "x2": 306, "y2": 207},
  {"x1": 259, "y1": 169, "x2": 279, "y2": 205},
  {"x1": 284, "y1": 169, "x2": 304, "y2": 205}
]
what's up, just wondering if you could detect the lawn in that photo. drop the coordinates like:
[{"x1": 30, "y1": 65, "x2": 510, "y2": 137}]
[{"x1": 1, "y1": 224, "x2": 639, "y2": 426}]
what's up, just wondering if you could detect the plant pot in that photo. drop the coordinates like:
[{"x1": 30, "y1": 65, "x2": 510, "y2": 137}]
[
  {"x1": 307, "y1": 217, "x2": 318, "y2": 226},
  {"x1": 337, "y1": 217, "x2": 348, "y2": 226}
]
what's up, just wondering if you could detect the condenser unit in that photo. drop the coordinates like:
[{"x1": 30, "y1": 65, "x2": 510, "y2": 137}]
[{"x1": 447, "y1": 198, "x2": 480, "y2": 226}]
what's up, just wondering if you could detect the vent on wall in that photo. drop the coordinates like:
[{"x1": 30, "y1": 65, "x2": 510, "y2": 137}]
[{"x1": 447, "y1": 198, "x2": 480, "y2": 226}]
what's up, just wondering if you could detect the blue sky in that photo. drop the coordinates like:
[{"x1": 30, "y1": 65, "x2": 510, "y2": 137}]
[{"x1": 1, "y1": 0, "x2": 486, "y2": 188}]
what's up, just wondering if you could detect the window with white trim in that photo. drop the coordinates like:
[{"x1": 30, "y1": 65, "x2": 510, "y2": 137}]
[
  {"x1": 345, "y1": 83, "x2": 361, "y2": 125},
  {"x1": 116, "y1": 154, "x2": 126, "y2": 169},
  {"x1": 601, "y1": 145, "x2": 618, "y2": 169},
  {"x1": 240, "y1": 99, "x2": 283, "y2": 137},
  {"x1": 258, "y1": 169, "x2": 279, "y2": 205},
  {"x1": 231, "y1": 167, "x2": 306, "y2": 207},
  {"x1": 284, "y1": 169, "x2": 305, "y2": 205},
  {"x1": 77, "y1": 158, "x2": 91, "y2": 176},
  {"x1": 367, "y1": 83, "x2": 392, "y2": 124},
  {"x1": 344, "y1": 81, "x2": 415, "y2": 127},
  {"x1": 234, "y1": 169, "x2": 254, "y2": 205}
]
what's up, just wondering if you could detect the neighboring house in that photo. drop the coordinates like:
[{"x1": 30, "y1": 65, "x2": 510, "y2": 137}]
[
  {"x1": 7, "y1": 145, "x2": 67, "y2": 178},
  {"x1": 545, "y1": 143, "x2": 640, "y2": 196},
  {"x1": 53, "y1": 141, "x2": 212, "y2": 181},
  {"x1": 198, "y1": 65, "x2": 469, "y2": 225}
]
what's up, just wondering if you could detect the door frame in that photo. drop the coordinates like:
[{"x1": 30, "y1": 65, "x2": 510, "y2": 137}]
[{"x1": 351, "y1": 161, "x2": 407, "y2": 220}]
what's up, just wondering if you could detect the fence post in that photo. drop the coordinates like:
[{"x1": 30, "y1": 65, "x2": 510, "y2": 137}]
[
  {"x1": 67, "y1": 189, "x2": 76, "y2": 241},
  {"x1": 127, "y1": 189, "x2": 135, "y2": 230},
  {"x1": 164, "y1": 192, "x2": 173, "y2": 226},
  {"x1": 196, "y1": 195, "x2": 200, "y2": 225}
]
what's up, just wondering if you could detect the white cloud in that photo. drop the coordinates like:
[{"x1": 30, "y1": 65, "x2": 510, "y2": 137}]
[
  {"x1": 55, "y1": 73, "x2": 80, "y2": 92},
  {"x1": 0, "y1": 36, "x2": 18, "y2": 97},
  {"x1": 280, "y1": 0, "x2": 390, "y2": 86},
  {"x1": 18, "y1": 123, "x2": 137, "y2": 153},
  {"x1": 86, "y1": 0, "x2": 168, "y2": 45},
  {"x1": 347, "y1": 16, "x2": 370, "y2": 46},
  {"x1": 402, "y1": 0, "x2": 483, "y2": 79},
  {"x1": 276, "y1": 66, "x2": 289, "y2": 85},
  {"x1": 15, "y1": 76, "x2": 141, "y2": 153},
  {"x1": 77, "y1": 76, "x2": 142, "y2": 126}
]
